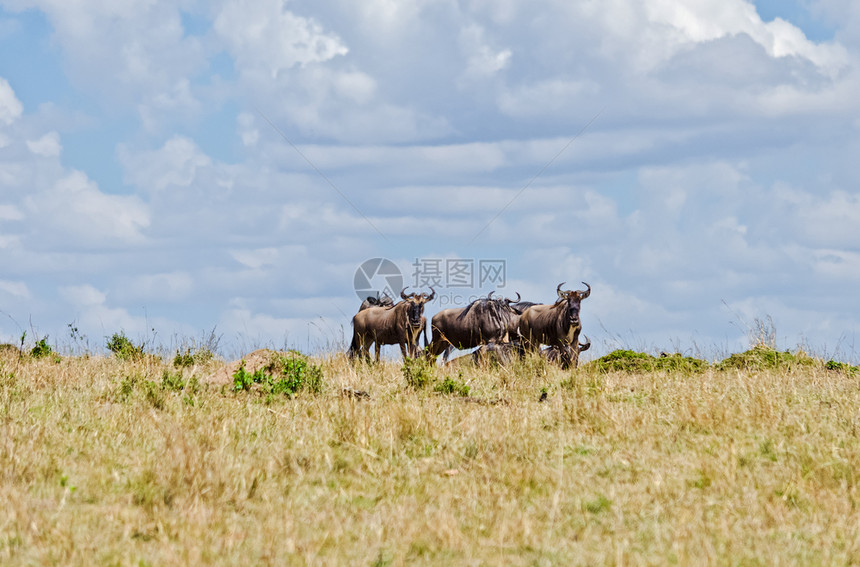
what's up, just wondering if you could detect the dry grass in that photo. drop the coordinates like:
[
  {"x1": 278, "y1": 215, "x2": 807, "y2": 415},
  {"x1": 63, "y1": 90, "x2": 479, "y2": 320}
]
[{"x1": 1, "y1": 350, "x2": 859, "y2": 565}]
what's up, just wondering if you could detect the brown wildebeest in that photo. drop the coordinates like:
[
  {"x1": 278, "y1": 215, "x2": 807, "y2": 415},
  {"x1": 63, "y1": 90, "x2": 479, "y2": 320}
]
[
  {"x1": 426, "y1": 292, "x2": 520, "y2": 362},
  {"x1": 470, "y1": 340, "x2": 524, "y2": 366},
  {"x1": 358, "y1": 291, "x2": 394, "y2": 311},
  {"x1": 467, "y1": 335, "x2": 590, "y2": 368},
  {"x1": 348, "y1": 287, "x2": 434, "y2": 362},
  {"x1": 541, "y1": 335, "x2": 591, "y2": 368},
  {"x1": 518, "y1": 282, "x2": 591, "y2": 368}
]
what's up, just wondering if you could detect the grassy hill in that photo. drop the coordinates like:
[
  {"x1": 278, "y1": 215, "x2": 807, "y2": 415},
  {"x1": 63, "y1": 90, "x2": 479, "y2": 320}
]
[{"x1": 1, "y1": 346, "x2": 858, "y2": 565}]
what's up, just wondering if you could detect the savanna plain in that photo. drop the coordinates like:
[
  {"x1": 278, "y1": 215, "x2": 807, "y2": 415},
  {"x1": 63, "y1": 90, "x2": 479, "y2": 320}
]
[{"x1": 1, "y1": 338, "x2": 859, "y2": 566}]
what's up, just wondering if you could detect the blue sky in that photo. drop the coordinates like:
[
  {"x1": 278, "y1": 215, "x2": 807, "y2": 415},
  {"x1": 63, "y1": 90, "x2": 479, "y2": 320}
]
[{"x1": 1, "y1": 0, "x2": 859, "y2": 360}]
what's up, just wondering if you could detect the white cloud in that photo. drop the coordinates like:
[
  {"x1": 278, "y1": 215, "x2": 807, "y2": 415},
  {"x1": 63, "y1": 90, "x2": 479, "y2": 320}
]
[
  {"x1": 26, "y1": 131, "x2": 62, "y2": 157},
  {"x1": 0, "y1": 204, "x2": 23, "y2": 220},
  {"x1": 0, "y1": 77, "x2": 23, "y2": 125},
  {"x1": 0, "y1": 279, "x2": 30, "y2": 299},
  {"x1": 119, "y1": 136, "x2": 212, "y2": 192},
  {"x1": 459, "y1": 23, "x2": 512, "y2": 79},
  {"x1": 23, "y1": 170, "x2": 150, "y2": 246},
  {"x1": 213, "y1": 0, "x2": 348, "y2": 78},
  {"x1": 230, "y1": 248, "x2": 279, "y2": 270},
  {"x1": 59, "y1": 283, "x2": 160, "y2": 336},
  {"x1": 237, "y1": 112, "x2": 259, "y2": 147},
  {"x1": 3, "y1": 0, "x2": 206, "y2": 128},
  {"x1": 640, "y1": 0, "x2": 848, "y2": 73},
  {"x1": 60, "y1": 283, "x2": 106, "y2": 307},
  {"x1": 116, "y1": 271, "x2": 194, "y2": 302}
]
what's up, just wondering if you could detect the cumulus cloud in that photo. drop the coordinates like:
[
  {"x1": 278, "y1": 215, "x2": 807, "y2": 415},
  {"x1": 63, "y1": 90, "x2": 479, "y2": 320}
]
[
  {"x1": 22, "y1": 170, "x2": 150, "y2": 247},
  {"x1": 0, "y1": 77, "x2": 22, "y2": 125},
  {"x1": 213, "y1": 0, "x2": 348, "y2": 77},
  {"x1": 2, "y1": 0, "x2": 207, "y2": 129},
  {"x1": 26, "y1": 131, "x2": 62, "y2": 157},
  {"x1": 459, "y1": 23, "x2": 512, "y2": 80},
  {"x1": 0, "y1": 279, "x2": 30, "y2": 299},
  {"x1": 119, "y1": 135, "x2": 212, "y2": 192},
  {"x1": 59, "y1": 283, "x2": 174, "y2": 337}
]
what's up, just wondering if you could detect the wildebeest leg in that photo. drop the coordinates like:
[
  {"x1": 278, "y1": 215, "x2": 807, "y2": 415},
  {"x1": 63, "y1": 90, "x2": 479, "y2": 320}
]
[
  {"x1": 353, "y1": 333, "x2": 369, "y2": 361},
  {"x1": 400, "y1": 342, "x2": 410, "y2": 360},
  {"x1": 374, "y1": 340, "x2": 381, "y2": 363},
  {"x1": 442, "y1": 345, "x2": 454, "y2": 363}
]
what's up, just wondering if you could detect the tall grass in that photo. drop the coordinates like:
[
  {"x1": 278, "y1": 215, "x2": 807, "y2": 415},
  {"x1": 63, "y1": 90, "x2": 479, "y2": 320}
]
[{"x1": 0, "y1": 348, "x2": 858, "y2": 565}]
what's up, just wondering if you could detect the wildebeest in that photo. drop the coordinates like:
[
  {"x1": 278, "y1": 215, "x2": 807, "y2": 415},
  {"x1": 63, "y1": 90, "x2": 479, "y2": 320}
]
[
  {"x1": 470, "y1": 340, "x2": 524, "y2": 366},
  {"x1": 348, "y1": 287, "x2": 434, "y2": 362},
  {"x1": 509, "y1": 301, "x2": 538, "y2": 315},
  {"x1": 358, "y1": 291, "x2": 394, "y2": 311},
  {"x1": 467, "y1": 335, "x2": 590, "y2": 368},
  {"x1": 426, "y1": 292, "x2": 520, "y2": 362},
  {"x1": 541, "y1": 335, "x2": 591, "y2": 368},
  {"x1": 518, "y1": 282, "x2": 591, "y2": 368}
]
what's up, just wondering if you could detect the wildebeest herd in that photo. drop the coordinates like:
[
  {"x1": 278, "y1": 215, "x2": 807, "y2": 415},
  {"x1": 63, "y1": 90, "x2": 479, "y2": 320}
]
[{"x1": 348, "y1": 282, "x2": 591, "y2": 368}]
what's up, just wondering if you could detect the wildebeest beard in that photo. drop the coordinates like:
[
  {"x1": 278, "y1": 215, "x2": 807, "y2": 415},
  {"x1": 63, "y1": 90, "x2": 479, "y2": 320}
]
[
  {"x1": 566, "y1": 301, "x2": 581, "y2": 327},
  {"x1": 407, "y1": 302, "x2": 423, "y2": 327}
]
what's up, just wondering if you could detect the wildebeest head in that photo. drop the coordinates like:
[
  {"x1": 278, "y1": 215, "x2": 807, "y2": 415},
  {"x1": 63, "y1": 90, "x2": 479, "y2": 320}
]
[
  {"x1": 400, "y1": 286, "x2": 435, "y2": 327},
  {"x1": 555, "y1": 281, "x2": 591, "y2": 327}
]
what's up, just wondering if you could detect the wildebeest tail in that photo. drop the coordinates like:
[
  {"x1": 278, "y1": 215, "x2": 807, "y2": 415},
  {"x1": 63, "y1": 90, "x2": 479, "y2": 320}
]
[{"x1": 347, "y1": 327, "x2": 360, "y2": 358}]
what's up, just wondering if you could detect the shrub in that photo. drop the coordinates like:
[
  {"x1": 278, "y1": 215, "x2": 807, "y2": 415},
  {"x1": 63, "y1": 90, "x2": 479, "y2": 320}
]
[
  {"x1": 30, "y1": 337, "x2": 53, "y2": 359},
  {"x1": 232, "y1": 353, "x2": 324, "y2": 397},
  {"x1": 172, "y1": 346, "x2": 215, "y2": 368},
  {"x1": 718, "y1": 346, "x2": 815, "y2": 372},
  {"x1": 161, "y1": 370, "x2": 187, "y2": 392},
  {"x1": 825, "y1": 360, "x2": 859, "y2": 376},
  {"x1": 271, "y1": 354, "x2": 323, "y2": 395},
  {"x1": 434, "y1": 374, "x2": 470, "y2": 397},
  {"x1": 402, "y1": 358, "x2": 435, "y2": 389},
  {"x1": 590, "y1": 350, "x2": 708, "y2": 374},
  {"x1": 106, "y1": 332, "x2": 145, "y2": 361}
]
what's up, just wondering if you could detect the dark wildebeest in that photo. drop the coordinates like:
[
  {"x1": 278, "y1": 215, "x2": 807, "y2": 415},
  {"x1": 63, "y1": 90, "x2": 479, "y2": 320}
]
[
  {"x1": 542, "y1": 336, "x2": 591, "y2": 367},
  {"x1": 470, "y1": 339, "x2": 524, "y2": 366},
  {"x1": 358, "y1": 291, "x2": 394, "y2": 311},
  {"x1": 518, "y1": 282, "x2": 591, "y2": 368},
  {"x1": 426, "y1": 292, "x2": 520, "y2": 362},
  {"x1": 468, "y1": 335, "x2": 590, "y2": 368},
  {"x1": 348, "y1": 287, "x2": 434, "y2": 362}
]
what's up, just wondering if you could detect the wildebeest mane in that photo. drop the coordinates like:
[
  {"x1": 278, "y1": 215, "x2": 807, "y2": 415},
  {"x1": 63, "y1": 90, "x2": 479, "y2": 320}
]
[{"x1": 456, "y1": 294, "x2": 515, "y2": 329}]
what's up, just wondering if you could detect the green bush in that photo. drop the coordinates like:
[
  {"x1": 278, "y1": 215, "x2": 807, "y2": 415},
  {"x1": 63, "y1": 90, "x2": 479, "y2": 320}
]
[
  {"x1": 172, "y1": 347, "x2": 215, "y2": 368},
  {"x1": 590, "y1": 350, "x2": 708, "y2": 374},
  {"x1": 160, "y1": 370, "x2": 187, "y2": 392},
  {"x1": 106, "y1": 332, "x2": 145, "y2": 361},
  {"x1": 402, "y1": 358, "x2": 435, "y2": 389},
  {"x1": 232, "y1": 353, "x2": 324, "y2": 397},
  {"x1": 434, "y1": 374, "x2": 470, "y2": 397},
  {"x1": 30, "y1": 337, "x2": 53, "y2": 359},
  {"x1": 718, "y1": 346, "x2": 815, "y2": 371},
  {"x1": 825, "y1": 360, "x2": 859, "y2": 376}
]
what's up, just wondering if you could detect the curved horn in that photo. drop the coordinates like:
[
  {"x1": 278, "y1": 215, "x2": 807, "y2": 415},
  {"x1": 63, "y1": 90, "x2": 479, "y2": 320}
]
[
  {"x1": 506, "y1": 292, "x2": 521, "y2": 303},
  {"x1": 400, "y1": 287, "x2": 409, "y2": 300},
  {"x1": 487, "y1": 290, "x2": 494, "y2": 300},
  {"x1": 578, "y1": 336, "x2": 591, "y2": 352},
  {"x1": 557, "y1": 282, "x2": 566, "y2": 299},
  {"x1": 426, "y1": 286, "x2": 435, "y2": 301},
  {"x1": 577, "y1": 282, "x2": 591, "y2": 300}
]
